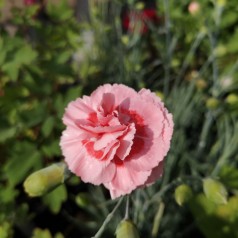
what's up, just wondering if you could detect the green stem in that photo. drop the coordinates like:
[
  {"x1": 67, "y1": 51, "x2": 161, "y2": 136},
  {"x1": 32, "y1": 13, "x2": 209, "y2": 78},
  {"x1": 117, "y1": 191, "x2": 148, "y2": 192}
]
[
  {"x1": 124, "y1": 195, "x2": 130, "y2": 220},
  {"x1": 196, "y1": 111, "x2": 214, "y2": 157},
  {"x1": 163, "y1": 0, "x2": 171, "y2": 96},
  {"x1": 211, "y1": 155, "x2": 227, "y2": 176},
  {"x1": 91, "y1": 197, "x2": 124, "y2": 238},
  {"x1": 152, "y1": 202, "x2": 165, "y2": 238},
  {"x1": 175, "y1": 30, "x2": 205, "y2": 88}
]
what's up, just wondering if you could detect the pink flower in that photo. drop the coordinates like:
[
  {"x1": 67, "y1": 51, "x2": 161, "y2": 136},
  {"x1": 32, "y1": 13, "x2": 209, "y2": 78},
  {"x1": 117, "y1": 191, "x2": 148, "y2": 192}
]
[
  {"x1": 188, "y1": 1, "x2": 200, "y2": 15},
  {"x1": 60, "y1": 84, "x2": 173, "y2": 198}
]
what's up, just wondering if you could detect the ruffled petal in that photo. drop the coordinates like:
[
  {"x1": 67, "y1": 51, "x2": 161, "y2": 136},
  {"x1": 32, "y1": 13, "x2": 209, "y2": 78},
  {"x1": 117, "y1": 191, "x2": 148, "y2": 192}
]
[
  {"x1": 63, "y1": 98, "x2": 94, "y2": 127},
  {"x1": 104, "y1": 164, "x2": 151, "y2": 199},
  {"x1": 144, "y1": 161, "x2": 164, "y2": 185},
  {"x1": 90, "y1": 84, "x2": 138, "y2": 109},
  {"x1": 70, "y1": 146, "x2": 116, "y2": 185},
  {"x1": 76, "y1": 121, "x2": 126, "y2": 134},
  {"x1": 94, "y1": 130, "x2": 125, "y2": 151},
  {"x1": 119, "y1": 96, "x2": 165, "y2": 137},
  {"x1": 116, "y1": 123, "x2": 136, "y2": 160},
  {"x1": 125, "y1": 134, "x2": 169, "y2": 172}
]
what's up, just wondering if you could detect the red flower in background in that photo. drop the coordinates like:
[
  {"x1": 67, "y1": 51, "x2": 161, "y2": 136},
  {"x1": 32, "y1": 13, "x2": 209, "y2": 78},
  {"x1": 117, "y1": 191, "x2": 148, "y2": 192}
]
[
  {"x1": 122, "y1": 8, "x2": 161, "y2": 34},
  {"x1": 24, "y1": 0, "x2": 37, "y2": 6}
]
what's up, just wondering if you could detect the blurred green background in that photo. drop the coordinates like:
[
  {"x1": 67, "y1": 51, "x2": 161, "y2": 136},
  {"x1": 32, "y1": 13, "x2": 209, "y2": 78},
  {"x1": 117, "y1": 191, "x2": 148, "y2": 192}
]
[{"x1": 1, "y1": 0, "x2": 238, "y2": 237}]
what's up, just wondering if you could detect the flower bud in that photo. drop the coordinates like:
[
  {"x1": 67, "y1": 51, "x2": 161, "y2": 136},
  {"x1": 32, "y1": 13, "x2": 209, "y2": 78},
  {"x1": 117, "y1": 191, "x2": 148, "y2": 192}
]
[
  {"x1": 203, "y1": 178, "x2": 228, "y2": 205},
  {"x1": 135, "y1": 2, "x2": 145, "y2": 10},
  {"x1": 121, "y1": 35, "x2": 129, "y2": 46},
  {"x1": 174, "y1": 184, "x2": 193, "y2": 206},
  {"x1": 116, "y1": 220, "x2": 140, "y2": 238},
  {"x1": 217, "y1": 0, "x2": 226, "y2": 7},
  {"x1": 195, "y1": 79, "x2": 207, "y2": 90},
  {"x1": 24, "y1": 162, "x2": 71, "y2": 197},
  {"x1": 155, "y1": 91, "x2": 164, "y2": 100},
  {"x1": 214, "y1": 45, "x2": 227, "y2": 57},
  {"x1": 206, "y1": 97, "x2": 220, "y2": 110},
  {"x1": 226, "y1": 93, "x2": 238, "y2": 106}
]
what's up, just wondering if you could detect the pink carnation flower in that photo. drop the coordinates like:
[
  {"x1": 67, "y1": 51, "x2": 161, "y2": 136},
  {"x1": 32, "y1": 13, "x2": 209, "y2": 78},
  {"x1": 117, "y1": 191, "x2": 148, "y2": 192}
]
[{"x1": 60, "y1": 84, "x2": 173, "y2": 198}]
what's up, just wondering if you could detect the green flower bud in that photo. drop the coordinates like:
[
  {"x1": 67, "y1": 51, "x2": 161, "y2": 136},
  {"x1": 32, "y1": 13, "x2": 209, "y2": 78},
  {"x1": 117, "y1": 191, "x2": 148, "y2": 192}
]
[
  {"x1": 155, "y1": 91, "x2": 164, "y2": 100},
  {"x1": 116, "y1": 220, "x2": 140, "y2": 238},
  {"x1": 121, "y1": 35, "x2": 129, "y2": 46},
  {"x1": 174, "y1": 184, "x2": 193, "y2": 206},
  {"x1": 203, "y1": 178, "x2": 228, "y2": 205},
  {"x1": 135, "y1": 2, "x2": 145, "y2": 10},
  {"x1": 195, "y1": 79, "x2": 207, "y2": 90},
  {"x1": 214, "y1": 45, "x2": 227, "y2": 57},
  {"x1": 24, "y1": 162, "x2": 71, "y2": 197},
  {"x1": 206, "y1": 97, "x2": 220, "y2": 110},
  {"x1": 226, "y1": 93, "x2": 238, "y2": 106},
  {"x1": 217, "y1": 0, "x2": 226, "y2": 7}
]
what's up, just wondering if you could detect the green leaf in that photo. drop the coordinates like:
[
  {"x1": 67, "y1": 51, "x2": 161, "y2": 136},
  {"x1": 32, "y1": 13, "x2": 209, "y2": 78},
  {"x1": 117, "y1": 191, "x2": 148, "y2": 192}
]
[
  {"x1": 14, "y1": 45, "x2": 38, "y2": 65},
  {"x1": 0, "y1": 127, "x2": 17, "y2": 143},
  {"x1": 20, "y1": 102, "x2": 47, "y2": 127},
  {"x1": 221, "y1": 11, "x2": 238, "y2": 28},
  {"x1": 203, "y1": 178, "x2": 228, "y2": 205},
  {"x1": 0, "y1": 38, "x2": 7, "y2": 65},
  {"x1": 41, "y1": 139, "x2": 61, "y2": 157},
  {"x1": 227, "y1": 30, "x2": 238, "y2": 53},
  {"x1": 64, "y1": 85, "x2": 82, "y2": 105},
  {"x1": 53, "y1": 95, "x2": 64, "y2": 118},
  {"x1": 0, "y1": 185, "x2": 18, "y2": 203},
  {"x1": 219, "y1": 166, "x2": 238, "y2": 190},
  {"x1": 42, "y1": 185, "x2": 67, "y2": 214},
  {"x1": 4, "y1": 142, "x2": 42, "y2": 186},
  {"x1": 41, "y1": 116, "x2": 55, "y2": 138},
  {"x1": 46, "y1": 0, "x2": 73, "y2": 21},
  {"x1": 1, "y1": 62, "x2": 20, "y2": 81}
]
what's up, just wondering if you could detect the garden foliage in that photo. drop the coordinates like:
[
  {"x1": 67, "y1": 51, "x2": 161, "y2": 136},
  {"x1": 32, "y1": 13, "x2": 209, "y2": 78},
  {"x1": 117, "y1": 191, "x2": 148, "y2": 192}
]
[{"x1": 1, "y1": 0, "x2": 238, "y2": 237}]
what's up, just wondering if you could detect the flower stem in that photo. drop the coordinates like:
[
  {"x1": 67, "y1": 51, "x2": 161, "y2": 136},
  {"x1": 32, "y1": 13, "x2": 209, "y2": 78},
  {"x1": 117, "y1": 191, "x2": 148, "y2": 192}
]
[
  {"x1": 124, "y1": 195, "x2": 130, "y2": 220},
  {"x1": 91, "y1": 197, "x2": 124, "y2": 238},
  {"x1": 152, "y1": 201, "x2": 165, "y2": 238}
]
